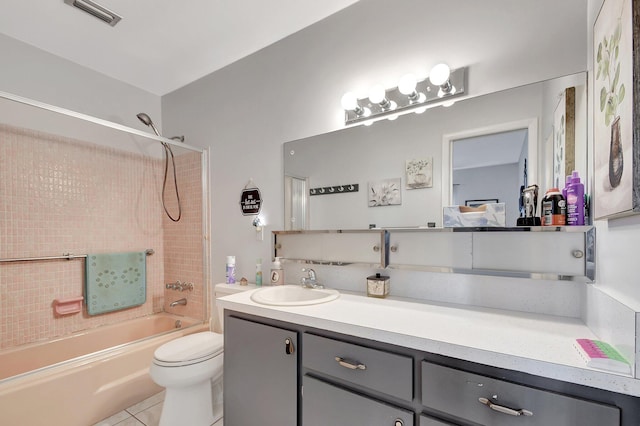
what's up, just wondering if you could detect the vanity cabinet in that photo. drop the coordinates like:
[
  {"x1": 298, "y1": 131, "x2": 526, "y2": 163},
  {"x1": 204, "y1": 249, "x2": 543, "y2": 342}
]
[
  {"x1": 274, "y1": 230, "x2": 386, "y2": 267},
  {"x1": 224, "y1": 316, "x2": 298, "y2": 426},
  {"x1": 386, "y1": 230, "x2": 472, "y2": 270},
  {"x1": 224, "y1": 311, "x2": 637, "y2": 426},
  {"x1": 274, "y1": 226, "x2": 595, "y2": 281},
  {"x1": 471, "y1": 228, "x2": 594, "y2": 279}
]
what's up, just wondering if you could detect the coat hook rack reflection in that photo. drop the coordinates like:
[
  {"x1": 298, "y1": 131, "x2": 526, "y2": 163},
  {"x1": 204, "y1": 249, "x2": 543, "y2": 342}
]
[{"x1": 310, "y1": 184, "x2": 359, "y2": 196}]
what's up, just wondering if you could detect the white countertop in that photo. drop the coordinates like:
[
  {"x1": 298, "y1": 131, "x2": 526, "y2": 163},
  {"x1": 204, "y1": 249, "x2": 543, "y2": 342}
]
[{"x1": 218, "y1": 288, "x2": 640, "y2": 397}]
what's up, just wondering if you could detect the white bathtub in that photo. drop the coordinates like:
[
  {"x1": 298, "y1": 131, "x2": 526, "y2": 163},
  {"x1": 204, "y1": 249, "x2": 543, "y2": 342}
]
[{"x1": 0, "y1": 313, "x2": 208, "y2": 425}]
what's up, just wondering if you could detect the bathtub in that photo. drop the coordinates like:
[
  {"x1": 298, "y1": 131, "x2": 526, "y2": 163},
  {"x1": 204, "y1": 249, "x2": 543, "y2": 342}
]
[{"x1": 0, "y1": 313, "x2": 208, "y2": 426}]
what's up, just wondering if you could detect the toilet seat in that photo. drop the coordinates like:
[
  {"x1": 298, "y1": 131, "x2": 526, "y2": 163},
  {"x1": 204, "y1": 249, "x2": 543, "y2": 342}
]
[{"x1": 153, "y1": 331, "x2": 224, "y2": 367}]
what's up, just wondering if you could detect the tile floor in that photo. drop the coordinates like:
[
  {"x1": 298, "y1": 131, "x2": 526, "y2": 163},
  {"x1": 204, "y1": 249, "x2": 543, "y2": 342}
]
[{"x1": 93, "y1": 390, "x2": 223, "y2": 426}]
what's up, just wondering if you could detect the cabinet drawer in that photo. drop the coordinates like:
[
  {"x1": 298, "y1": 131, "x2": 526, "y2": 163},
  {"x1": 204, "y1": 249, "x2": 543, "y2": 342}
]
[
  {"x1": 303, "y1": 333, "x2": 413, "y2": 401},
  {"x1": 421, "y1": 361, "x2": 620, "y2": 426},
  {"x1": 303, "y1": 375, "x2": 413, "y2": 426}
]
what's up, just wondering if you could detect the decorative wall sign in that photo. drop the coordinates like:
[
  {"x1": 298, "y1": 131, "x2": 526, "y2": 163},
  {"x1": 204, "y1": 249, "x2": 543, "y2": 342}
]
[
  {"x1": 310, "y1": 184, "x2": 358, "y2": 196},
  {"x1": 368, "y1": 178, "x2": 401, "y2": 207},
  {"x1": 240, "y1": 181, "x2": 262, "y2": 215},
  {"x1": 406, "y1": 158, "x2": 433, "y2": 189},
  {"x1": 593, "y1": 0, "x2": 640, "y2": 219}
]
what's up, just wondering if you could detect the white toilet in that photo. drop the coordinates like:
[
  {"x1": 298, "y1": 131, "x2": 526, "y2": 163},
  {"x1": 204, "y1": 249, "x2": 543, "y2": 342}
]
[{"x1": 150, "y1": 283, "x2": 254, "y2": 426}]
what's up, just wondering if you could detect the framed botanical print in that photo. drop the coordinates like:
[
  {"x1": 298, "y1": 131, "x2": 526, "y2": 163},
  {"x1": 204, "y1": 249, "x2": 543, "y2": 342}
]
[{"x1": 593, "y1": 0, "x2": 640, "y2": 219}]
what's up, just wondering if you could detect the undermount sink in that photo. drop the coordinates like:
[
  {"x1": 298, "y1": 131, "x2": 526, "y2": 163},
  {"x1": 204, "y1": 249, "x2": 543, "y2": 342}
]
[{"x1": 250, "y1": 285, "x2": 340, "y2": 306}]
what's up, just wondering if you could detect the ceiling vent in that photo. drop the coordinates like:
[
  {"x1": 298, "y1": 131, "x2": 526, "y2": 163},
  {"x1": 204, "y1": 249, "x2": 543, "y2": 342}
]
[{"x1": 64, "y1": 0, "x2": 122, "y2": 27}]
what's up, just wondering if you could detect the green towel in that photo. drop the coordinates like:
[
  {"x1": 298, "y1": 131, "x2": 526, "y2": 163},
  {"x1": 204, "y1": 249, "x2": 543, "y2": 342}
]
[{"x1": 85, "y1": 252, "x2": 146, "y2": 315}]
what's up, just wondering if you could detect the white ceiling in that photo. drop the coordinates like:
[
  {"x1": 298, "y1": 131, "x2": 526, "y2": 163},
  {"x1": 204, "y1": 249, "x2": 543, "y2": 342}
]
[{"x1": 0, "y1": 0, "x2": 358, "y2": 96}]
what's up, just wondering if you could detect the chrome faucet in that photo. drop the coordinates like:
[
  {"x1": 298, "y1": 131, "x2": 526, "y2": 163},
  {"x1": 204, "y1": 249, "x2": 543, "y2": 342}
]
[
  {"x1": 300, "y1": 268, "x2": 323, "y2": 289},
  {"x1": 170, "y1": 298, "x2": 187, "y2": 307}
]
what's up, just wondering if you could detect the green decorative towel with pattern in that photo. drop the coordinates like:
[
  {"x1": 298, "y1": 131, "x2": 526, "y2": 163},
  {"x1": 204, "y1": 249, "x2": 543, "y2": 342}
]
[{"x1": 85, "y1": 252, "x2": 146, "y2": 315}]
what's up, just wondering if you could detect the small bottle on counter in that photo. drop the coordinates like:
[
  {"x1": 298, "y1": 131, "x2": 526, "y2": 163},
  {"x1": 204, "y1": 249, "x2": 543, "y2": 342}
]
[
  {"x1": 255, "y1": 258, "x2": 263, "y2": 287},
  {"x1": 225, "y1": 256, "x2": 236, "y2": 284},
  {"x1": 566, "y1": 170, "x2": 585, "y2": 226},
  {"x1": 270, "y1": 257, "x2": 284, "y2": 285},
  {"x1": 541, "y1": 188, "x2": 566, "y2": 226}
]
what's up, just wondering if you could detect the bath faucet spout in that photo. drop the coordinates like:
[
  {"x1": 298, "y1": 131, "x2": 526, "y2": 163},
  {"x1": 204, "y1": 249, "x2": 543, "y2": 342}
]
[{"x1": 170, "y1": 298, "x2": 187, "y2": 307}]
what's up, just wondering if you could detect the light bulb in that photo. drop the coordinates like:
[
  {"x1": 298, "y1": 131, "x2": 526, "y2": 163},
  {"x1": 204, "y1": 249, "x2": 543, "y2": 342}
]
[
  {"x1": 398, "y1": 74, "x2": 417, "y2": 95},
  {"x1": 442, "y1": 100, "x2": 456, "y2": 107},
  {"x1": 341, "y1": 92, "x2": 358, "y2": 111},
  {"x1": 430, "y1": 63, "x2": 451, "y2": 86},
  {"x1": 414, "y1": 106, "x2": 428, "y2": 114},
  {"x1": 368, "y1": 85, "x2": 386, "y2": 104}
]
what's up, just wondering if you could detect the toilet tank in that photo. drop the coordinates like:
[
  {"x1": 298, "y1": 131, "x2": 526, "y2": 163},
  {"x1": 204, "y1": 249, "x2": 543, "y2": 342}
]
[{"x1": 211, "y1": 283, "x2": 256, "y2": 333}]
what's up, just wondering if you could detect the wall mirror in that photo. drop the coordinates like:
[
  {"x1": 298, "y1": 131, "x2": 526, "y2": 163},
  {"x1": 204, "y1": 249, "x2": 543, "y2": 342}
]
[{"x1": 284, "y1": 72, "x2": 587, "y2": 230}]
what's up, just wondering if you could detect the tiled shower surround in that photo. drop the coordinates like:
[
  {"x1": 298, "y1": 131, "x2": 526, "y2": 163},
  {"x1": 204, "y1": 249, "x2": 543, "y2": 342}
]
[{"x1": 0, "y1": 124, "x2": 204, "y2": 350}]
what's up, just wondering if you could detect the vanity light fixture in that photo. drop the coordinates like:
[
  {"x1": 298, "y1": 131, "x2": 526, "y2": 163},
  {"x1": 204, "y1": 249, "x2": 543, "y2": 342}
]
[
  {"x1": 341, "y1": 92, "x2": 371, "y2": 118},
  {"x1": 429, "y1": 63, "x2": 456, "y2": 97},
  {"x1": 368, "y1": 85, "x2": 397, "y2": 111},
  {"x1": 341, "y1": 64, "x2": 466, "y2": 125},
  {"x1": 398, "y1": 74, "x2": 426, "y2": 103}
]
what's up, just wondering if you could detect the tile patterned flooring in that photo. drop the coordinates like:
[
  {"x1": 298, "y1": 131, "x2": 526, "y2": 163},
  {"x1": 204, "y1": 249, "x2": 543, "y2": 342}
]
[{"x1": 93, "y1": 390, "x2": 223, "y2": 426}]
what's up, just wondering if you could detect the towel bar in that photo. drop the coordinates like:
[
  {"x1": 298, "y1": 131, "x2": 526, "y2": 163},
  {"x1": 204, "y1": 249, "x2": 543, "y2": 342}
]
[{"x1": 0, "y1": 249, "x2": 154, "y2": 263}]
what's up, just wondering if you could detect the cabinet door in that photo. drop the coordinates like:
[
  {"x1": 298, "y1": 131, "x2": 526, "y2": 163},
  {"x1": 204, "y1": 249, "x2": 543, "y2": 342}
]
[
  {"x1": 224, "y1": 316, "x2": 298, "y2": 426},
  {"x1": 472, "y1": 231, "x2": 587, "y2": 276},
  {"x1": 387, "y1": 231, "x2": 472, "y2": 270},
  {"x1": 302, "y1": 375, "x2": 413, "y2": 426}
]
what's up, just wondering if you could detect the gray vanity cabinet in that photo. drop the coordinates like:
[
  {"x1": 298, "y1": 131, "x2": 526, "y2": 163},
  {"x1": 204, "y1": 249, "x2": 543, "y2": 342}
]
[
  {"x1": 224, "y1": 316, "x2": 298, "y2": 426},
  {"x1": 224, "y1": 312, "x2": 637, "y2": 426}
]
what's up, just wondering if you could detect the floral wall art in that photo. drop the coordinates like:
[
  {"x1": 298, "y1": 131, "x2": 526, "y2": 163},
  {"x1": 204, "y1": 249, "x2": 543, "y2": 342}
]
[
  {"x1": 593, "y1": 0, "x2": 639, "y2": 219},
  {"x1": 406, "y1": 158, "x2": 433, "y2": 189},
  {"x1": 368, "y1": 178, "x2": 401, "y2": 207}
]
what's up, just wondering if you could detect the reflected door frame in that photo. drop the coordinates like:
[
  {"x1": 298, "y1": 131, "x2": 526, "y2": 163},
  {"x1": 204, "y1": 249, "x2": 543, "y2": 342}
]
[{"x1": 441, "y1": 118, "x2": 538, "y2": 210}]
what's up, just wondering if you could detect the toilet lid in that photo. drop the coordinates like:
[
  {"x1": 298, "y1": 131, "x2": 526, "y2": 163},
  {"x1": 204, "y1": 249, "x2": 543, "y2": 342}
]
[{"x1": 153, "y1": 331, "x2": 223, "y2": 365}]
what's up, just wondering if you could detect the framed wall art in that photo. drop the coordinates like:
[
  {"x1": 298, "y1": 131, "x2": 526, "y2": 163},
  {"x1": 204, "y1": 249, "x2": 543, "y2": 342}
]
[
  {"x1": 368, "y1": 178, "x2": 401, "y2": 207},
  {"x1": 405, "y1": 158, "x2": 433, "y2": 189},
  {"x1": 593, "y1": 0, "x2": 640, "y2": 219}
]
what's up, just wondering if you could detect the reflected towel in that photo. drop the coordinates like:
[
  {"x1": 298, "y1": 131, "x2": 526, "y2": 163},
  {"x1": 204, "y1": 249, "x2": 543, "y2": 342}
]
[{"x1": 85, "y1": 252, "x2": 146, "y2": 315}]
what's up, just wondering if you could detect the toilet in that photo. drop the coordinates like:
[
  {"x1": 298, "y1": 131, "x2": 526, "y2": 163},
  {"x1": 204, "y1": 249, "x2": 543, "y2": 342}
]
[{"x1": 150, "y1": 283, "x2": 255, "y2": 426}]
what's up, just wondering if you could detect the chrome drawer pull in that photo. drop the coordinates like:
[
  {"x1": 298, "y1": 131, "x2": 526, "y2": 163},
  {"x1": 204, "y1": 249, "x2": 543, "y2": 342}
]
[
  {"x1": 478, "y1": 397, "x2": 533, "y2": 417},
  {"x1": 334, "y1": 356, "x2": 366, "y2": 370}
]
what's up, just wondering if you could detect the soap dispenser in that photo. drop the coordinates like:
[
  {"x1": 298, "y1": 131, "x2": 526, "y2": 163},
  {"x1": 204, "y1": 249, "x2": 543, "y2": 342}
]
[{"x1": 270, "y1": 257, "x2": 284, "y2": 285}]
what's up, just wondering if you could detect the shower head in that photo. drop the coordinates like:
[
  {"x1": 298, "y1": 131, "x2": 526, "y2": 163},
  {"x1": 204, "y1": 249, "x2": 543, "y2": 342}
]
[{"x1": 136, "y1": 112, "x2": 161, "y2": 137}]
